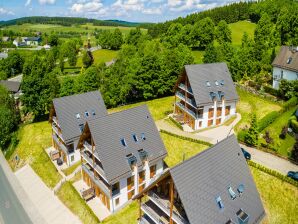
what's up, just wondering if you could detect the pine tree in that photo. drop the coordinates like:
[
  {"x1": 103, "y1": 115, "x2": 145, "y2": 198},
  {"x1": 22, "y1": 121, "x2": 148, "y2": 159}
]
[{"x1": 245, "y1": 113, "x2": 259, "y2": 146}]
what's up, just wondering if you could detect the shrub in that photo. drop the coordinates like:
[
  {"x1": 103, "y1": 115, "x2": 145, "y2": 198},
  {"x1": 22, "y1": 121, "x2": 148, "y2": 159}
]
[
  {"x1": 168, "y1": 116, "x2": 183, "y2": 130},
  {"x1": 283, "y1": 97, "x2": 298, "y2": 111},
  {"x1": 279, "y1": 126, "x2": 288, "y2": 139},
  {"x1": 237, "y1": 130, "x2": 247, "y2": 142},
  {"x1": 264, "y1": 131, "x2": 273, "y2": 144},
  {"x1": 291, "y1": 139, "x2": 298, "y2": 163},
  {"x1": 257, "y1": 111, "x2": 280, "y2": 132},
  {"x1": 245, "y1": 114, "x2": 259, "y2": 146},
  {"x1": 263, "y1": 85, "x2": 279, "y2": 96},
  {"x1": 290, "y1": 119, "x2": 298, "y2": 133}
]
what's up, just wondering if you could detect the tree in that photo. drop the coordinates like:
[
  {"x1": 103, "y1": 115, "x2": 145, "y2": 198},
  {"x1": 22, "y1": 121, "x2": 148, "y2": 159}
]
[
  {"x1": 82, "y1": 50, "x2": 93, "y2": 68},
  {"x1": 60, "y1": 77, "x2": 76, "y2": 97},
  {"x1": 279, "y1": 80, "x2": 298, "y2": 99},
  {"x1": 203, "y1": 44, "x2": 220, "y2": 63},
  {"x1": 162, "y1": 23, "x2": 183, "y2": 48},
  {"x1": 292, "y1": 138, "x2": 298, "y2": 163},
  {"x1": 193, "y1": 17, "x2": 215, "y2": 49},
  {"x1": 245, "y1": 113, "x2": 259, "y2": 146},
  {"x1": 110, "y1": 28, "x2": 123, "y2": 50},
  {"x1": 216, "y1": 20, "x2": 232, "y2": 44},
  {"x1": 48, "y1": 33, "x2": 59, "y2": 46},
  {"x1": 75, "y1": 66, "x2": 100, "y2": 93},
  {"x1": 126, "y1": 27, "x2": 143, "y2": 45}
]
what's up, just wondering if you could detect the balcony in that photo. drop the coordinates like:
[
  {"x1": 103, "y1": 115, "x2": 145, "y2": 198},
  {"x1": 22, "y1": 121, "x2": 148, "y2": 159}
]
[
  {"x1": 141, "y1": 201, "x2": 169, "y2": 224},
  {"x1": 84, "y1": 141, "x2": 93, "y2": 152},
  {"x1": 176, "y1": 92, "x2": 196, "y2": 109},
  {"x1": 176, "y1": 102, "x2": 197, "y2": 119},
  {"x1": 148, "y1": 192, "x2": 189, "y2": 224},
  {"x1": 81, "y1": 163, "x2": 111, "y2": 197},
  {"x1": 52, "y1": 134, "x2": 71, "y2": 155},
  {"x1": 52, "y1": 116, "x2": 60, "y2": 127},
  {"x1": 178, "y1": 83, "x2": 193, "y2": 95},
  {"x1": 81, "y1": 150, "x2": 107, "y2": 181},
  {"x1": 52, "y1": 124, "x2": 64, "y2": 141},
  {"x1": 139, "y1": 215, "x2": 155, "y2": 224}
]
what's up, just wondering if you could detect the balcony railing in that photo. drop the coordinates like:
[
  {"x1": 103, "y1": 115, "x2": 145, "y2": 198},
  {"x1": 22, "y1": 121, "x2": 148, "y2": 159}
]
[
  {"x1": 52, "y1": 134, "x2": 70, "y2": 155},
  {"x1": 81, "y1": 163, "x2": 111, "y2": 197},
  {"x1": 178, "y1": 83, "x2": 193, "y2": 94},
  {"x1": 176, "y1": 92, "x2": 196, "y2": 109},
  {"x1": 139, "y1": 215, "x2": 153, "y2": 224},
  {"x1": 52, "y1": 116, "x2": 60, "y2": 127},
  {"x1": 81, "y1": 150, "x2": 106, "y2": 181},
  {"x1": 148, "y1": 192, "x2": 188, "y2": 224},
  {"x1": 141, "y1": 202, "x2": 168, "y2": 224},
  {"x1": 176, "y1": 102, "x2": 197, "y2": 119},
  {"x1": 52, "y1": 124, "x2": 64, "y2": 141}
]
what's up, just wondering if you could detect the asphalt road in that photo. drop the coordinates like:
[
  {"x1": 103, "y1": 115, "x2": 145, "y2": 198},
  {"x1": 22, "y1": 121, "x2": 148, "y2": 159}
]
[{"x1": 0, "y1": 166, "x2": 32, "y2": 224}]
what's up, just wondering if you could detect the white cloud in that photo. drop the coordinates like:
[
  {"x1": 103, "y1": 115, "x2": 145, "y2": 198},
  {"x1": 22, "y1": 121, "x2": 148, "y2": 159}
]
[
  {"x1": 25, "y1": 0, "x2": 31, "y2": 7},
  {"x1": 142, "y1": 7, "x2": 162, "y2": 15},
  {"x1": 0, "y1": 7, "x2": 15, "y2": 15},
  {"x1": 70, "y1": 0, "x2": 107, "y2": 17},
  {"x1": 167, "y1": 0, "x2": 221, "y2": 12},
  {"x1": 39, "y1": 0, "x2": 56, "y2": 5}
]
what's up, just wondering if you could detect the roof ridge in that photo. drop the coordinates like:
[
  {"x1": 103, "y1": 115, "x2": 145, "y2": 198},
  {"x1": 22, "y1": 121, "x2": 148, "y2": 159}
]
[
  {"x1": 53, "y1": 90, "x2": 100, "y2": 101},
  {"x1": 170, "y1": 134, "x2": 236, "y2": 172}
]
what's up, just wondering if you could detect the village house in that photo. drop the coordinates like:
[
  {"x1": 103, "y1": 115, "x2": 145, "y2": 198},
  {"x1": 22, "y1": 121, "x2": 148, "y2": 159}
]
[
  {"x1": 13, "y1": 37, "x2": 41, "y2": 47},
  {"x1": 77, "y1": 105, "x2": 167, "y2": 213},
  {"x1": 134, "y1": 135, "x2": 265, "y2": 224},
  {"x1": 2, "y1": 36, "x2": 10, "y2": 42},
  {"x1": 173, "y1": 63, "x2": 238, "y2": 130},
  {"x1": 0, "y1": 80, "x2": 22, "y2": 99},
  {"x1": 49, "y1": 91, "x2": 108, "y2": 167},
  {"x1": 272, "y1": 46, "x2": 298, "y2": 89}
]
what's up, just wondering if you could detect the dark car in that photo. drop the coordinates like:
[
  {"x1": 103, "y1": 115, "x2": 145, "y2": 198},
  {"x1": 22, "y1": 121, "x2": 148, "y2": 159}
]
[
  {"x1": 241, "y1": 148, "x2": 251, "y2": 160},
  {"x1": 287, "y1": 171, "x2": 298, "y2": 181}
]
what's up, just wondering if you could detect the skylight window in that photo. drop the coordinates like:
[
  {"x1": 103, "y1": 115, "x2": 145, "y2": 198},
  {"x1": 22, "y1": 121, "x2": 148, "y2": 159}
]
[
  {"x1": 138, "y1": 149, "x2": 148, "y2": 161},
  {"x1": 220, "y1": 80, "x2": 225, "y2": 86},
  {"x1": 120, "y1": 138, "x2": 127, "y2": 147},
  {"x1": 141, "y1": 133, "x2": 146, "y2": 141},
  {"x1": 79, "y1": 124, "x2": 84, "y2": 133},
  {"x1": 126, "y1": 153, "x2": 137, "y2": 166},
  {"x1": 215, "y1": 196, "x2": 224, "y2": 210},
  {"x1": 237, "y1": 184, "x2": 244, "y2": 194},
  {"x1": 228, "y1": 186, "x2": 237, "y2": 200},
  {"x1": 206, "y1": 81, "x2": 211, "y2": 87},
  {"x1": 236, "y1": 209, "x2": 249, "y2": 224},
  {"x1": 91, "y1": 110, "x2": 96, "y2": 116},
  {"x1": 84, "y1": 111, "x2": 89, "y2": 117},
  {"x1": 215, "y1": 80, "x2": 219, "y2": 86},
  {"x1": 287, "y1": 57, "x2": 292, "y2": 64},
  {"x1": 132, "y1": 134, "x2": 138, "y2": 142},
  {"x1": 76, "y1": 113, "x2": 80, "y2": 119}
]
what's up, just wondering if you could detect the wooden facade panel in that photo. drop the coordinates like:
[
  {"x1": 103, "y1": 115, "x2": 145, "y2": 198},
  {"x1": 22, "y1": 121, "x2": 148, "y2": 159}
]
[
  {"x1": 208, "y1": 119, "x2": 213, "y2": 127},
  {"x1": 216, "y1": 118, "x2": 221, "y2": 125},
  {"x1": 208, "y1": 108, "x2": 214, "y2": 118}
]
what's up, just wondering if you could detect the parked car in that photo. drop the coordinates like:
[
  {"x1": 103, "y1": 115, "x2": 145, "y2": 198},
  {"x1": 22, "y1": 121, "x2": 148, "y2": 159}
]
[
  {"x1": 241, "y1": 147, "x2": 251, "y2": 160},
  {"x1": 287, "y1": 171, "x2": 298, "y2": 181},
  {"x1": 56, "y1": 158, "x2": 63, "y2": 166}
]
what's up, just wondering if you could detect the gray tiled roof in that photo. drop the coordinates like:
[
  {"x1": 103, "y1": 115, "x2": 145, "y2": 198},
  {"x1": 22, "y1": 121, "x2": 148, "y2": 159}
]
[
  {"x1": 170, "y1": 135, "x2": 265, "y2": 224},
  {"x1": 185, "y1": 63, "x2": 238, "y2": 106},
  {"x1": 0, "y1": 80, "x2": 21, "y2": 93},
  {"x1": 53, "y1": 91, "x2": 107, "y2": 143},
  {"x1": 272, "y1": 46, "x2": 298, "y2": 72},
  {"x1": 87, "y1": 105, "x2": 167, "y2": 184}
]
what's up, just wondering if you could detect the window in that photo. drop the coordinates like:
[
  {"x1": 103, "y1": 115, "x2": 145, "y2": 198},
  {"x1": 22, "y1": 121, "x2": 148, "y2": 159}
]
[
  {"x1": 206, "y1": 81, "x2": 211, "y2": 87},
  {"x1": 150, "y1": 165, "x2": 156, "y2": 178},
  {"x1": 71, "y1": 155, "x2": 75, "y2": 162},
  {"x1": 132, "y1": 134, "x2": 138, "y2": 142},
  {"x1": 236, "y1": 209, "x2": 249, "y2": 224},
  {"x1": 220, "y1": 80, "x2": 225, "y2": 86},
  {"x1": 225, "y1": 219, "x2": 236, "y2": 224},
  {"x1": 79, "y1": 124, "x2": 84, "y2": 133},
  {"x1": 141, "y1": 133, "x2": 146, "y2": 140},
  {"x1": 281, "y1": 70, "x2": 284, "y2": 79},
  {"x1": 287, "y1": 57, "x2": 292, "y2": 64},
  {"x1": 228, "y1": 186, "x2": 237, "y2": 200},
  {"x1": 127, "y1": 176, "x2": 135, "y2": 190},
  {"x1": 76, "y1": 113, "x2": 80, "y2": 119},
  {"x1": 215, "y1": 196, "x2": 224, "y2": 210},
  {"x1": 112, "y1": 183, "x2": 120, "y2": 196},
  {"x1": 115, "y1": 198, "x2": 120, "y2": 206},
  {"x1": 138, "y1": 149, "x2": 148, "y2": 161},
  {"x1": 126, "y1": 154, "x2": 137, "y2": 167},
  {"x1": 91, "y1": 110, "x2": 96, "y2": 116},
  {"x1": 215, "y1": 80, "x2": 219, "y2": 86},
  {"x1": 84, "y1": 111, "x2": 89, "y2": 117},
  {"x1": 120, "y1": 138, "x2": 127, "y2": 147},
  {"x1": 237, "y1": 184, "x2": 244, "y2": 194}
]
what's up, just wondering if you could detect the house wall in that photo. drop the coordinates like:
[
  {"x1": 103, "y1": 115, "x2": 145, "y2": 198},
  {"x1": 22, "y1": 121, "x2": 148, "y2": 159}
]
[{"x1": 272, "y1": 67, "x2": 298, "y2": 89}]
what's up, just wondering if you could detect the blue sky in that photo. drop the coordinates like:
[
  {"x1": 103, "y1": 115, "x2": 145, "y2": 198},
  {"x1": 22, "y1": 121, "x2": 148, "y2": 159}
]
[{"x1": 0, "y1": 0, "x2": 239, "y2": 23}]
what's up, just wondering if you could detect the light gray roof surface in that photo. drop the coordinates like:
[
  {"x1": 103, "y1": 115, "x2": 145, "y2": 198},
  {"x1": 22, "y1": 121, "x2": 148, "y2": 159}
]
[
  {"x1": 170, "y1": 135, "x2": 265, "y2": 224},
  {"x1": 53, "y1": 91, "x2": 107, "y2": 143},
  {"x1": 87, "y1": 105, "x2": 167, "y2": 184},
  {"x1": 185, "y1": 63, "x2": 238, "y2": 106},
  {"x1": 0, "y1": 80, "x2": 21, "y2": 93}
]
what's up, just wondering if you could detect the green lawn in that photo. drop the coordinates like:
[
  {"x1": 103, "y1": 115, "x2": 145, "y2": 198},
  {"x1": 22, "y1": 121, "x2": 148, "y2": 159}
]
[
  {"x1": 261, "y1": 107, "x2": 297, "y2": 157},
  {"x1": 192, "y1": 50, "x2": 204, "y2": 64},
  {"x1": 228, "y1": 21, "x2": 256, "y2": 47},
  {"x1": 108, "y1": 96, "x2": 174, "y2": 121},
  {"x1": 235, "y1": 87, "x2": 282, "y2": 132},
  {"x1": 61, "y1": 161, "x2": 81, "y2": 176},
  {"x1": 9, "y1": 121, "x2": 61, "y2": 188}
]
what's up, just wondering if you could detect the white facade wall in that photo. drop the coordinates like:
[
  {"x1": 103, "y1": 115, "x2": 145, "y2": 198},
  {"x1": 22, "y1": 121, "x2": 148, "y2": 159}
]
[
  {"x1": 272, "y1": 67, "x2": 298, "y2": 89},
  {"x1": 67, "y1": 149, "x2": 80, "y2": 167}
]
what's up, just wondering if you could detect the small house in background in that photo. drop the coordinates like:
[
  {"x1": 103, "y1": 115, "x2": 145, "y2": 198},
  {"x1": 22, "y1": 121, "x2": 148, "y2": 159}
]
[
  {"x1": 13, "y1": 38, "x2": 26, "y2": 47},
  {"x1": 134, "y1": 135, "x2": 265, "y2": 224},
  {"x1": 2, "y1": 36, "x2": 10, "y2": 42},
  {"x1": 0, "y1": 80, "x2": 22, "y2": 99},
  {"x1": 43, "y1": 44, "x2": 51, "y2": 50},
  {"x1": 272, "y1": 46, "x2": 298, "y2": 89},
  {"x1": 25, "y1": 37, "x2": 41, "y2": 46},
  {"x1": 77, "y1": 105, "x2": 167, "y2": 214},
  {"x1": 173, "y1": 63, "x2": 238, "y2": 130},
  {"x1": 0, "y1": 52, "x2": 8, "y2": 60},
  {"x1": 49, "y1": 91, "x2": 108, "y2": 167}
]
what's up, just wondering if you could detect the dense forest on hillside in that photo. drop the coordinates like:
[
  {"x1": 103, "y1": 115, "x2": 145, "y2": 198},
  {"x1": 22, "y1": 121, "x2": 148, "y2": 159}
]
[{"x1": 0, "y1": 16, "x2": 150, "y2": 28}]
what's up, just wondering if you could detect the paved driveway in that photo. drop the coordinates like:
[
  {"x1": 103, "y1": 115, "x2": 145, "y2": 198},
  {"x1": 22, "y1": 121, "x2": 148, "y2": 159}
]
[
  {"x1": 15, "y1": 165, "x2": 81, "y2": 224},
  {"x1": 240, "y1": 144, "x2": 298, "y2": 175}
]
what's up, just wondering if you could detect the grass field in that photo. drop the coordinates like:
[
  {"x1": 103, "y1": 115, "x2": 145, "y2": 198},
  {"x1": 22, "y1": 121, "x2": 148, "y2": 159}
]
[
  {"x1": 235, "y1": 87, "x2": 282, "y2": 132},
  {"x1": 3, "y1": 23, "x2": 147, "y2": 35},
  {"x1": 8, "y1": 121, "x2": 61, "y2": 188},
  {"x1": 261, "y1": 107, "x2": 297, "y2": 157}
]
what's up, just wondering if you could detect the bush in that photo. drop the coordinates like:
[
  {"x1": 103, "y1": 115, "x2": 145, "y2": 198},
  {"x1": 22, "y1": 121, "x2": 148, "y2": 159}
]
[
  {"x1": 257, "y1": 111, "x2": 280, "y2": 132},
  {"x1": 263, "y1": 85, "x2": 279, "y2": 96},
  {"x1": 245, "y1": 114, "x2": 259, "y2": 146},
  {"x1": 168, "y1": 116, "x2": 183, "y2": 130},
  {"x1": 283, "y1": 97, "x2": 298, "y2": 111},
  {"x1": 291, "y1": 139, "x2": 298, "y2": 163},
  {"x1": 279, "y1": 126, "x2": 288, "y2": 139},
  {"x1": 290, "y1": 119, "x2": 298, "y2": 133},
  {"x1": 237, "y1": 130, "x2": 247, "y2": 142},
  {"x1": 264, "y1": 131, "x2": 273, "y2": 144}
]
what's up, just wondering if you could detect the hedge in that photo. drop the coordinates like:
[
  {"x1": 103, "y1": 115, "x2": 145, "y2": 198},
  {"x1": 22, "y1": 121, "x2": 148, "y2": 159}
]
[
  {"x1": 290, "y1": 118, "x2": 298, "y2": 133},
  {"x1": 283, "y1": 97, "x2": 298, "y2": 111},
  {"x1": 248, "y1": 160, "x2": 298, "y2": 188},
  {"x1": 160, "y1": 129, "x2": 212, "y2": 147},
  {"x1": 257, "y1": 111, "x2": 280, "y2": 132},
  {"x1": 168, "y1": 116, "x2": 183, "y2": 130},
  {"x1": 263, "y1": 85, "x2": 279, "y2": 96}
]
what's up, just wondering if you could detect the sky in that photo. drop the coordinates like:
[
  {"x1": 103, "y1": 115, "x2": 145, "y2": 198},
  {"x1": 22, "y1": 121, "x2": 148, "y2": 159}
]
[{"x1": 0, "y1": 0, "x2": 240, "y2": 23}]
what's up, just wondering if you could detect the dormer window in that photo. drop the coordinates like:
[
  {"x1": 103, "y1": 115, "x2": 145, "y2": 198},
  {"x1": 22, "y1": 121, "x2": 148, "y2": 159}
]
[
  {"x1": 120, "y1": 138, "x2": 127, "y2": 147},
  {"x1": 215, "y1": 196, "x2": 224, "y2": 210},
  {"x1": 84, "y1": 111, "x2": 89, "y2": 117},
  {"x1": 228, "y1": 186, "x2": 237, "y2": 200},
  {"x1": 138, "y1": 149, "x2": 148, "y2": 161},
  {"x1": 126, "y1": 153, "x2": 137, "y2": 167},
  {"x1": 206, "y1": 81, "x2": 211, "y2": 87},
  {"x1": 141, "y1": 133, "x2": 146, "y2": 141},
  {"x1": 76, "y1": 113, "x2": 80, "y2": 119},
  {"x1": 132, "y1": 134, "x2": 138, "y2": 142}
]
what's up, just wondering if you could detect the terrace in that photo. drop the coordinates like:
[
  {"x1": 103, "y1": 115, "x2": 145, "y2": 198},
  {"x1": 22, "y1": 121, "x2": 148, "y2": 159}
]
[{"x1": 175, "y1": 91, "x2": 197, "y2": 109}]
